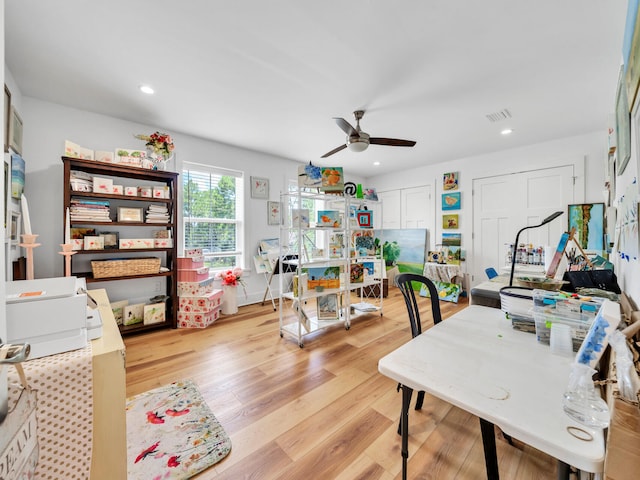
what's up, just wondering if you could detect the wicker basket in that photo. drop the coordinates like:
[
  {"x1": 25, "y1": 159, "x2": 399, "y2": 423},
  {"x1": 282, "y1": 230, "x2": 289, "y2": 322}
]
[{"x1": 91, "y1": 257, "x2": 161, "y2": 278}]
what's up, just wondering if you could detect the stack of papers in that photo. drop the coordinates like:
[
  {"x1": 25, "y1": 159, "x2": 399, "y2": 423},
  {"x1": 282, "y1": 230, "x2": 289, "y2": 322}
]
[
  {"x1": 146, "y1": 204, "x2": 170, "y2": 223},
  {"x1": 70, "y1": 199, "x2": 111, "y2": 222},
  {"x1": 69, "y1": 170, "x2": 93, "y2": 192}
]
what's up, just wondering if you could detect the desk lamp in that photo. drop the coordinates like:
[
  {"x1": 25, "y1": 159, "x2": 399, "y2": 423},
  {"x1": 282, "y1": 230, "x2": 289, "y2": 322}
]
[{"x1": 509, "y1": 211, "x2": 563, "y2": 287}]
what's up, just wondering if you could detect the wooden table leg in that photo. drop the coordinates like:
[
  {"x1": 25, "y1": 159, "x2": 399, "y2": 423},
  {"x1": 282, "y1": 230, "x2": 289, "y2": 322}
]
[
  {"x1": 479, "y1": 418, "x2": 500, "y2": 480},
  {"x1": 401, "y1": 385, "x2": 412, "y2": 480}
]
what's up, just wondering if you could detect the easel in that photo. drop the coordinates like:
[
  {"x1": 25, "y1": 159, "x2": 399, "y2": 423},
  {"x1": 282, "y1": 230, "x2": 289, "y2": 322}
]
[
  {"x1": 546, "y1": 228, "x2": 594, "y2": 278},
  {"x1": 260, "y1": 252, "x2": 298, "y2": 310}
]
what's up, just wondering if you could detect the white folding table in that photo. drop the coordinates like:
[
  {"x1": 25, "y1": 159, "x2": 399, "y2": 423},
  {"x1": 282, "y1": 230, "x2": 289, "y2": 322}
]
[{"x1": 378, "y1": 305, "x2": 605, "y2": 480}]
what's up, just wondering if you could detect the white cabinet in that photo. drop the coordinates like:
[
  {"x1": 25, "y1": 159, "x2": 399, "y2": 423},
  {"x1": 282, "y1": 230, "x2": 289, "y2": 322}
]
[{"x1": 278, "y1": 190, "x2": 384, "y2": 347}]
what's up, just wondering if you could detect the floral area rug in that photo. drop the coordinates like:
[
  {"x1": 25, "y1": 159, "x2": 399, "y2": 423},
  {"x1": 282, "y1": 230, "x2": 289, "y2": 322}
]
[{"x1": 127, "y1": 379, "x2": 231, "y2": 479}]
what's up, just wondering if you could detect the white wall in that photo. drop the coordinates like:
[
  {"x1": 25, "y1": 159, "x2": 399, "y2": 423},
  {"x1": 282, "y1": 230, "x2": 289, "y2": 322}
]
[
  {"x1": 17, "y1": 95, "x2": 365, "y2": 305},
  {"x1": 366, "y1": 131, "x2": 640, "y2": 307}
]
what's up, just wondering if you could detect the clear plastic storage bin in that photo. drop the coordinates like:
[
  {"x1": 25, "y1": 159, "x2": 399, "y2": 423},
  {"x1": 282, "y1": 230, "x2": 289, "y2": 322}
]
[{"x1": 533, "y1": 309, "x2": 595, "y2": 352}]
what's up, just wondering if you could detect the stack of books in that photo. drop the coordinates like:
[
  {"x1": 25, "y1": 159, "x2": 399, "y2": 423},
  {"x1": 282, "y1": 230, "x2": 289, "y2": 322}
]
[
  {"x1": 146, "y1": 204, "x2": 170, "y2": 224},
  {"x1": 70, "y1": 199, "x2": 111, "y2": 222}
]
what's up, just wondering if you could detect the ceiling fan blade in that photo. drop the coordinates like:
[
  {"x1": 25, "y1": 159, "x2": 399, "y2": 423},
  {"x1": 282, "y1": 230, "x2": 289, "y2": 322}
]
[
  {"x1": 321, "y1": 144, "x2": 347, "y2": 158},
  {"x1": 369, "y1": 137, "x2": 416, "y2": 147},
  {"x1": 333, "y1": 117, "x2": 358, "y2": 137}
]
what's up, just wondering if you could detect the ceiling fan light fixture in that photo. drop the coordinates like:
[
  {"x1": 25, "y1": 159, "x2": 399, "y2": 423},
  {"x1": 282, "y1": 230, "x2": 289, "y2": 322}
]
[{"x1": 347, "y1": 139, "x2": 369, "y2": 152}]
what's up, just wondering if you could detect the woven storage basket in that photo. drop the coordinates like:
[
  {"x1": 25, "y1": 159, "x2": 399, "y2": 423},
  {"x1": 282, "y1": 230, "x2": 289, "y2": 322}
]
[{"x1": 91, "y1": 257, "x2": 161, "y2": 278}]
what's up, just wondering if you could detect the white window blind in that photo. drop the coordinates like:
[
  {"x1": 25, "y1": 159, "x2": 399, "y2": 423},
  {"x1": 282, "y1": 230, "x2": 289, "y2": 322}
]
[{"x1": 182, "y1": 162, "x2": 244, "y2": 270}]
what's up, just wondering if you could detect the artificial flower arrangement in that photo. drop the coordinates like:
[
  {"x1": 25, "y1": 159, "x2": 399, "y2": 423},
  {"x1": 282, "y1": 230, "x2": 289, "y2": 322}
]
[
  {"x1": 216, "y1": 267, "x2": 247, "y2": 296},
  {"x1": 135, "y1": 131, "x2": 175, "y2": 158}
]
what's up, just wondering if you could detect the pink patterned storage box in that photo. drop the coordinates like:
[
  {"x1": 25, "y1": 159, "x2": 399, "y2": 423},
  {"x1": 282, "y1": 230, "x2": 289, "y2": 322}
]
[
  {"x1": 177, "y1": 267, "x2": 209, "y2": 282},
  {"x1": 177, "y1": 308, "x2": 220, "y2": 328},
  {"x1": 177, "y1": 277, "x2": 215, "y2": 296},
  {"x1": 177, "y1": 255, "x2": 205, "y2": 269},
  {"x1": 178, "y1": 289, "x2": 223, "y2": 313}
]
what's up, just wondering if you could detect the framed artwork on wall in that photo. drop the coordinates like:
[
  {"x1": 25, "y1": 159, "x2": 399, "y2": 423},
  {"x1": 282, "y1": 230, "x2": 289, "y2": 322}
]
[
  {"x1": 4, "y1": 85, "x2": 11, "y2": 153},
  {"x1": 616, "y1": 66, "x2": 632, "y2": 174},
  {"x1": 267, "y1": 201, "x2": 281, "y2": 225},
  {"x1": 250, "y1": 176, "x2": 269, "y2": 199},
  {"x1": 9, "y1": 106, "x2": 23, "y2": 155}
]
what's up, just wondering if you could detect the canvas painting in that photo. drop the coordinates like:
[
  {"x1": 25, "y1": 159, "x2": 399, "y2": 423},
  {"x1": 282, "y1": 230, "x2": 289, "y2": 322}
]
[
  {"x1": 443, "y1": 172, "x2": 458, "y2": 190},
  {"x1": 11, "y1": 153, "x2": 24, "y2": 199},
  {"x1": 317, "y1": 210, "x2": 341, "y2": 228},
  {"x1": 320, "y1": 167, "x2": 344, "y2": 193},
  {"x1": 442, "y1": 192, "x2": 461, "y2": 210},
  {"x1": 143, "y1": 303, "x2": 166, "y2": 325},
  {"x1": 442, "y1": 214, "x2": 459, "y2": 229},
  {"x1": 292, "y1": 208, "x2": 310, "y2": 228},
  {"x1": 420, "y1": 280, "x2": 462, "y2": 303},
  {"x1": 375, "y1": 229, "x2": 428, "y2": 274},
  {"x1": 350, "y1": 263, "x2": 364, "y2": 283},
  {"x1": 302, "y1": 266, "x2": 341, "y2": 289},
  {"x1": 123, "y1": 303, "x2": 145, "y2": 326},
  {"x1": 363, "y1": 188, "x2": 378, "y2": 201},
  {"x1": 298, "y1": 162, "x2": 322, "y2": 188},
  {"x1": 568, "y1": 203, "x2": 605, "y2": 252},
  {"x1": 442, "y1": 233, "x2": 462, "y2": 265}
]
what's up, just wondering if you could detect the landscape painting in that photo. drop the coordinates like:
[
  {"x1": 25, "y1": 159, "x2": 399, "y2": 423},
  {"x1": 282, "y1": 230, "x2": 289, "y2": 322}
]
[
  {"x1": 375, "y1": 228, "x2": 428, "y2": 275},
  {"x1": 568, "y1": 203, "x2": 604, "y2": 252}
]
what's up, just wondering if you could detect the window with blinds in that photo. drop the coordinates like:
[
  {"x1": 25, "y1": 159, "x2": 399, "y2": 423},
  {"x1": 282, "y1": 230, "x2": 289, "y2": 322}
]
[{"x1": 182, "y1": 162, "x2": 244, "y2": 270}]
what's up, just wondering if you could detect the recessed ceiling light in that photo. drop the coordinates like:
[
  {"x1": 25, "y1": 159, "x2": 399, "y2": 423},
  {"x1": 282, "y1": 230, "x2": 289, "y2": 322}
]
[
  {"x1": 501, "y1": 128, "x2": 513, "y2": 135},
  {"x1": 139, "y1": 84, "x2": 154, "y2": 95},
  {"x1": 373, "y1": 161, "x2": 380, "y2": 166}
]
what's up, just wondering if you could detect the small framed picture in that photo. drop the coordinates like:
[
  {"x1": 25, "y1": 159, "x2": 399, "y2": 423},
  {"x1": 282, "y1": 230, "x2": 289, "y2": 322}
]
[
  {"x1": 363, "y1": 188, "x2": 378, "y2": 201},
  {"x1": 250, "y1": 176, "x2": 269, "y2": 199},
  {"x1": 9, "y1": 210, "x2": 20, "y2": 244},
  {"x1": 267, "y1": 201, "x2": 281, "y2": 225},
  {"x1": 356, "y1": 210, "x2": 373, "y2": 228},
  {"x1": 83, "y1": 235, "x2": 104, "y2": 250},
  {"x1": 99, "y1": 231, "x2": 119, "y2": 249},
  {"x1": 317, "y1": 294, "x2": 339, "y2": 320},
  {"x1": 118, "y1": 207, "x2": 143, "y2": 222},
  {"x1": 9, "y1": 106, "x2": 23, "y2": 155},
  {"x1": 4, "y1": 85, "x2": 11, "y2": 153}
]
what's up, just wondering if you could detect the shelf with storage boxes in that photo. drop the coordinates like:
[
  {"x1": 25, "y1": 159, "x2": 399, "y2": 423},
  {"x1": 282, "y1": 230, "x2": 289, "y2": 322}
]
[
  {"x1": 176, "y1": 248, "x2": 222, "y2": 328},
  {"x1": 279, "y1": 188, "x2": 384, "y2": 347},
  {"x1": 63, "y1": 157, "x2": 178, "y2": 335}
]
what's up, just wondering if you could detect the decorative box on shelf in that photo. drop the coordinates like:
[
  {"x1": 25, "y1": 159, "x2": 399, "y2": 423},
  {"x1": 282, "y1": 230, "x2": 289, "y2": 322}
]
[
  {"x1": 177, "y1": 277, "x2": 216, "y2": 296},
  {"x1": 177, "y1": 256, "x2": 205, "y2": 269},
  {"x1": 179, "y1": 289, "x2": 223, "y2": 313},
  {"x1": 177, "y1": 267, "x2": 209, "y2": 282},
  {"x1": 177, "y1": 308, "x2": 220, "y2": 328}
]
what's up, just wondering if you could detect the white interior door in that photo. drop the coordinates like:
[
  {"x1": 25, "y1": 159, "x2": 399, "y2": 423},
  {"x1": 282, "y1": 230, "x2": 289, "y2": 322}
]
[
  {"x1": 472, "y1": 165, "x2": 574, "y2": 285},
  {"x1": 378, "y1": 190, "x2": 401, "y2": 229},
  {"x1": 401, "y1": 185, "x2": 432, "y2": 229}
]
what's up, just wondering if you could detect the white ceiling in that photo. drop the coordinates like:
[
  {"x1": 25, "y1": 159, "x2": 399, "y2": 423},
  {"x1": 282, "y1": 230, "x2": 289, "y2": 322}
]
[{"x1": 5, "y1": 1, "x2": 629, "y2": 177}]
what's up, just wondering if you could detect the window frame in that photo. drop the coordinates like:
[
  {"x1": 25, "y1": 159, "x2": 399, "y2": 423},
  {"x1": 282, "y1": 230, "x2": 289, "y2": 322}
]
[{"x1": 182, "y1": 161, "x2": 245, "y2": 272}]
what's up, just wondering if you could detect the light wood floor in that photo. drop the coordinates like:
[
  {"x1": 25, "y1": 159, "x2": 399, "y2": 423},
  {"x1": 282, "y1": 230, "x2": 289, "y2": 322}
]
[{"x1": 124, "y1": 288, "x2": 558, "y2": 479}]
